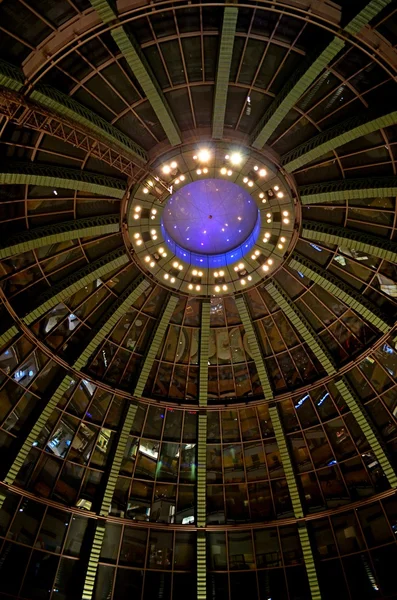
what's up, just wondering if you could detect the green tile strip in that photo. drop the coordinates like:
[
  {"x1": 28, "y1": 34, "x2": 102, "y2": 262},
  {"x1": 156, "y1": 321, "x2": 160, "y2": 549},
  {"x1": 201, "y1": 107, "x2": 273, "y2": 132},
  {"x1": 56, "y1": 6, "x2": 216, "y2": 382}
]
[
  {"x1": 299, "y1": 177, "x2": 397, "y2": 205},
  {"x1": 4, "y1": 375, "x2": 76, "y2": 483},
  {"x1": 0, "y1": 248, "x2": 128, "y2": 348},
  {"x1": 298, "y1": 525, "x2": 322, "y2": 600},
  {"x1": 197, "y1": 413, "x2": 207, "y2": 527},
  {"x1": 111, "y1": 27, "x2": 181, "y2": 146},
  {"x1": 335, "y1": 378, "x2": 397, "y2": 488},
  {"x1": 289, "y1": 253, "x2": 391, "y2": 333},
  {"x1": 25, "y1": 249, "x2": 129, "y2": 325},
  {"x1": 30, "y1": 86, "x2": 147, "y2": 164},
  {"x1": 81, "y1": 521, "x2": 106, "y2": 600},
  {"x1": 134, "y1": 295, "x2": 179, "y2": 397},
  {"x1": 212, "y1": 6, "x2": 238, "y2": 139},
  {"x1": 0, "y1": 325, "x2": 19, "y2": 352},
  {"x1": 268, "y1": 405, "x2": 303, "y2": 517},
  {"x1": 0, "y1": 162, "x2": 126, "y2": 198},
  {"x1": 100, "y1": 403, "x2": 138, "y2": 516},
  {"x1": 252, "y1": 38, "x2": 344, "y2": 148},
  {"x1": 302, "y1": 221, "x2": 397, "y2": 264},
  {"x1": 73, "y1": 277, "x2": 150, "y2": 371},
  {"x1": 0, "y1": 215, "x2": 119, "y2": 260},
  {"x1": 197, "y1": 531, "x2": 206, "y2": 600},
  {"x1": 282, "y1": 110, "x2": 397, "y2": 172},
  {"x1": 251, "y1": 0, "x2": 391, "y2": 148},
  {"x1": 265, "y1": 281, "x2": 336, "y2": 375},
  {"x1": 344, "y1": 0, "x2": 393, "y2": 35},
  {"x1": 0, "y1": 59, "x2": 24, "y2": 91},
  {"x1": 199, "y1": 301, "x2": 210, "y2": 406},
  {"x1": 235, "y1": 296, "x2": 273, "y2": 399},
  {"x1": 90, "y1": 0, "x2": 180, "y2": 145},
  {"x1": 89, "y1": 0, "x2": 117, "y2": 23},
  {"x1": 3, "y1": 276, "x2": 149, "y2": 485}
]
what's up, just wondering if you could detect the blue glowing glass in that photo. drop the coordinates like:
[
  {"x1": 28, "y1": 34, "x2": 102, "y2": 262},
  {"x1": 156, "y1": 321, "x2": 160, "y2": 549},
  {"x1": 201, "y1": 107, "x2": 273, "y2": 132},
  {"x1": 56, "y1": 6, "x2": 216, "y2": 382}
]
[{"x1": 161, "y1": 179, "x2": 260, "y2": 267}]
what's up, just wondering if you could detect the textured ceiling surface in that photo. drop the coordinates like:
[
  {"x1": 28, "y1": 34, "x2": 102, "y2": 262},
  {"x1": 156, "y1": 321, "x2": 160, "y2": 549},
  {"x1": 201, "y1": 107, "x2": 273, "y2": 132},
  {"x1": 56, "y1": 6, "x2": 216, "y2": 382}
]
[{"x1": 0, "y1": 1, "x2": 397, "y2": 600}]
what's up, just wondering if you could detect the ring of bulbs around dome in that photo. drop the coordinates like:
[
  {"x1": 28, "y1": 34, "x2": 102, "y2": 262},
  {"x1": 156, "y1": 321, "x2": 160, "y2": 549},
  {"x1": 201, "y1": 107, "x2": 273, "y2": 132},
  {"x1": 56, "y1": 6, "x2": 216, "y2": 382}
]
[{"x1": 127, "y1": 143, "x2": 296, "y2": 297}]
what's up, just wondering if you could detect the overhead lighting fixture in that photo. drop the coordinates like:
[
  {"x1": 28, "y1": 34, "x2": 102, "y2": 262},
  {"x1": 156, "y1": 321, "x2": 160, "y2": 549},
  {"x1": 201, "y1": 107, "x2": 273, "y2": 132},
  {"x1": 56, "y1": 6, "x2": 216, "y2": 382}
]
[
  {"x1": 197, "y1": 149, "x2": 211, "y2": 163},
  {"x1": 143, "y1": 188, "x2": 149, "y2": 194},
  {"x1": 259, "y1": 169, "x2": 267, "y2": 177},
  {"x1": 170, "y1": 161, "x2": 177, "y2": 169},
  {"x1": 162, "y1": 165, "x2": 171, "y2": 175},
  {"x1": 230, "y1": 152, "x2": 242, "y2": 165}
]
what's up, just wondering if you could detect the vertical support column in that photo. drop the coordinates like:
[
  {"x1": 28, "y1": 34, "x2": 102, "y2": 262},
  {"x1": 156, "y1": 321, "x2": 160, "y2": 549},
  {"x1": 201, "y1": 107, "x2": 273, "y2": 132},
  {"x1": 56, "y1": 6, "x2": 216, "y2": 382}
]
[
  {"x1": 80, "y1": 294, "x2": 178, "y2": 599},
  {"x1": 197, "y1": 413, "x2": 207, "y2": 599},
  {"x1": 268, "y1": 403, "x2": 321, "y2": 599},
  {"x1": 199, "y1": 301, "x2": 210, "y2": 407}
]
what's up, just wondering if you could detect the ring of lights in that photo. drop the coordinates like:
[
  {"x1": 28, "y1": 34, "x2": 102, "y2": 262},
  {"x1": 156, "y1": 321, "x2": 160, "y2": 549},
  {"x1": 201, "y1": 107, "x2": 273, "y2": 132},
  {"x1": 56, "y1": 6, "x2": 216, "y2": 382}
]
[{"x1": 127, "y1": 143, "x2": 298, "y2": 297}]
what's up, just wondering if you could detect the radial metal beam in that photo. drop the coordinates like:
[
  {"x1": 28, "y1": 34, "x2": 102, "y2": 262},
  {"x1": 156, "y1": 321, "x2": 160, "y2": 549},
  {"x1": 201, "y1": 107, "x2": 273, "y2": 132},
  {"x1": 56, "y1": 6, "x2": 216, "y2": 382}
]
[
  {"x1": 212, "y1": 6, "x2": 238, "y2": 139},
  {"x1": 265, "y1": 281, "x2": 336, "y2": 375},
  {"x1": 335, "y1": 378, "x2": 397, "y2": 488},
  {"x1": 0, "y1": 215, "x2": 120, "y2": 260},
  {"x1": 251, "y1": 0, "x2": 392, "y2": 148},
  {"x1": 134, "y1": 294, "x2": 179, "y2": 396},
  {"x1": 89, "y1": 0, "x2": 181, "y2": 146},
  {"x1": 343, "y1": 0, "x2": 393, "y2": 35},
  {"x1": 268, "y1": 404, "x2": 321, "y2": 598},
  {"x1": 199, "y1": 302, "x2": 210, "y2": 406},
  {"x1": 0, "y1": 248, "x2": 129, "y2": 348},
  {"x1": 0, "y1": 87, "x2": 141, "y2": 178},
  {"x1": 2, "y1": 275, "x2": 149, "y2": 486},
  {"x1": 197, "y1": 413, "x2": 207, "y2": 598},
  {"x1": 235, "y1": 295, "x2": 273, "y2": 399},
  {"x1": 30, "y1": 85, "x2": 147, "y2": 164},
  {"x1": 251, "y1": 38, "x2": 344, "y2": 148},
  {"x1": 289, "y1": 252, "x2": 391, "y2": 333},
  {"x1": 299, "y1": 177, "x2": 397, "y2": 205},
  {"x1": 302, "y1": 220, "x2": 397, "y2": 264},
  {"x1": 0, "y1": 162, "x2": 126, "y2": 198},
  {"x1": 282, "y1": 109, "x2": 397, "y2": 172}
]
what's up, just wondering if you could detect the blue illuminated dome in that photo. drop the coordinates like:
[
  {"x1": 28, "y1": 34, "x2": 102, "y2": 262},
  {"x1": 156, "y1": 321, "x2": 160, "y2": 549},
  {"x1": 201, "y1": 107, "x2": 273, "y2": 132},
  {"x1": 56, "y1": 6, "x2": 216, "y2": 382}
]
[{"x1": 161, "y1": 179, "x2": 260, "y2": 267}]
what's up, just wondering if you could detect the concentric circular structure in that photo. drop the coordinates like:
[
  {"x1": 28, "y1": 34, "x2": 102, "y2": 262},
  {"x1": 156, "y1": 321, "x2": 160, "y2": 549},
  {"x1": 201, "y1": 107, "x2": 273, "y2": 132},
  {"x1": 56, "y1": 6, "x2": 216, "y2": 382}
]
[
  {"x1": 0, "y1": 2, "x2": 396, "y2": 599},
  {"x1": 162, "y1": 179, "x2": 258, "y2": 255}
]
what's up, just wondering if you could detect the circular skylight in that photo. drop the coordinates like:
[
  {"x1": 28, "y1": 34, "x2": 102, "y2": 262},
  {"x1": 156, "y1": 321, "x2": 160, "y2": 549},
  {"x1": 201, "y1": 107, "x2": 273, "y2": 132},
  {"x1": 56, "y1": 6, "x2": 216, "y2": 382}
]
[{"x1": 161, "y1": 179, "x2": 259, "y2": 255}]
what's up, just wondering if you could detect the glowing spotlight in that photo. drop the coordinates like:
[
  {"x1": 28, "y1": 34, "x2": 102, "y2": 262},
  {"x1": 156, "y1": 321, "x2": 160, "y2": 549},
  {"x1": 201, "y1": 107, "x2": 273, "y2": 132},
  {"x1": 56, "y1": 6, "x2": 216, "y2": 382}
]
[
  {"x1": 262, "y1": 265, "x2": 269, "y2": 272},
  {"x1": 196, "y1": 169, "x2": 202, "y2": 175},
  {"x1": 243, "y1": 177, "x2": 248, "y2": 183},
  {"x1": 248, "y1": 180, "x2": 254, "y2": 187},
  {"x1": 283, "y1": 210, "x2": 289, "y2": 216},
  {"x1": 214, "y1": 272, "x2": 218, "y2": 278},
  {"x1": 150, "y1": 261, "x2": 155, "y2": 267},
  {"x1": 173, "y1": 261, "x2": 179, "y2": 268},
  {"x1": 196, "y1": 285, "x2": 201, "y2": 291},
  {"x1": 222, "y1": 285, "x2": 227, "y2": 291},
  {"x1": 188, "y1": 284, "x2": 193, "y2": 290},
  {"x1": 259, "y1": 193, "x2": 264, "y2": 199},
  {"x1": 215, "y1": 286, "x2": 220, "y2": 292},
  {"x1": 134, "y1": 206, "x2": 141, "y2": 212},
  {"x1": 268, "y1": 259, "x2": 273, "y2": 265},
  {"x1": 144, "y1": 256, "x2": 150, "y2": 263},
  {"x1": 170, "y1": 161, "x2": 177, "y2": 169},
  {"x1": 227, "y1": 170, "x2": 232, "y2": 176},
  {"x1": 283, "y1": 218, "x2": 290, "y2": 224},
  {"x1": 238, "y1": 263, "x2": 244, "y2": 270},
  {"x1": 203, "y1": 168, "x2": 208, "y2": 174},
  {"x1": 162, "y1": 165, "x2": 171, "y2": 175},
  {"x1": 151, "y1": 229, "x2": 156, "y2": 236},
  {"x1": 230, "y1": 152, "x2": 242, "y2": 165},
  {"x1": 280, "y1": 237, "x2": 286, "y2": 243},
  {"x1": 164, "y1": 273, "x2": 169, "y2": 280},
  {"x1": 170, "y1": 277, "x2": 176, "y2": 283},
  {"x1": 259, "y1": 169, "x2": 267, "y2": 177},
  {"x1": 241, "y1": 279, "x2": 246, "y2": 286},
  {"x1": 274, "y1": 185, "x2": 279, "y2": 191},
  {"x1": 143, "y1": 188, "x2": 149, "y2": 194},
  {"x1": 198, "y1": 149, "x2": 211, "y2": 163},
  {"x1": 220, "y1": 167, "x2": 227, "y2": 175},
  {"x1": 136, "y1": 240, "x2": 142, "y2": 246},
  {"x1": 219, "y1": 270, "x2": 224, "y2": 277},
  {"x1": 192, "y1": 269, "x2": 198, "y2": 276},
  {"x1": 180, "y1": 174, "x2": 185, "y2": 181},
  {"x1": 151, "y1": 208, "x2": 157, "y2": 215},
  {"x1": 277, "y1": 191, "x2": 284, "y2": 198}
]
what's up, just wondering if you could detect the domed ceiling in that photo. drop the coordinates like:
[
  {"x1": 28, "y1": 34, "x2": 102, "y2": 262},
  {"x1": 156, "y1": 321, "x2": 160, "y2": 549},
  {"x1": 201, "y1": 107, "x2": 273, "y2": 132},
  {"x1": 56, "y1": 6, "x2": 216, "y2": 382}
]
[{"x1": 0, "y1": 1, "x2": 396, "y2": 599}]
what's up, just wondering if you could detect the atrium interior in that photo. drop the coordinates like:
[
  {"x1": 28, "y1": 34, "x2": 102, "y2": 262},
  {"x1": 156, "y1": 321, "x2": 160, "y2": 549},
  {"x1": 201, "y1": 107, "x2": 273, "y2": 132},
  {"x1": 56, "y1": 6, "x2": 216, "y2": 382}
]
[{"x1": 0, "y1": 1, "x2": 397, "y2": 599}]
